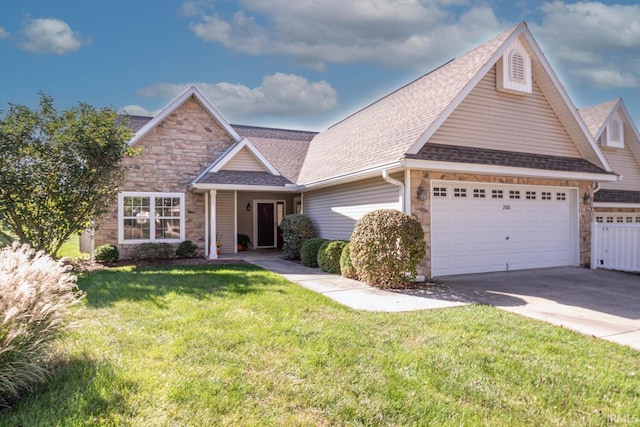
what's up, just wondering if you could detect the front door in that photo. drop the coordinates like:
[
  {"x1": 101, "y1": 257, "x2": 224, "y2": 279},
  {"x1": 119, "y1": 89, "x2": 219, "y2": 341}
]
[{"x1": 257, "y1": 202, "x2": 275, "y2": 247}]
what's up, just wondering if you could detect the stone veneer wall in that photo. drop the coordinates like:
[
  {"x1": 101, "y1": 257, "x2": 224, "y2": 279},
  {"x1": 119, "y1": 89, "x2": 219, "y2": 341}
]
[
  {"x1": 409, "y1": 171, "x2": 594, "y2": 278},
  {"x1": 93, "y1": 96, "x2": 236, "y2": 259}
]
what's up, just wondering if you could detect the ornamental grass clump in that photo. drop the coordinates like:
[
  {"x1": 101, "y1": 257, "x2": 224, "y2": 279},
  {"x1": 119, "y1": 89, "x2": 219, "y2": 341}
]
[
  {"x1": 0, "y1": 243, "x2": 85, "y2": 407},
  {"x1": 350, "y1": 209, "x2": 425, "y2": 288}
]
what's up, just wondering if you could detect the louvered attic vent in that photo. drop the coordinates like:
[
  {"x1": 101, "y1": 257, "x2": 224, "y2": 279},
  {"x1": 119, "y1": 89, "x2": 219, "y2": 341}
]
[
  {"x1": 496, "y1": 39, "x2": 532, "y2": 95},
  {"x1": 603, "y1": 112, "x2": 624, "y2": 148}
]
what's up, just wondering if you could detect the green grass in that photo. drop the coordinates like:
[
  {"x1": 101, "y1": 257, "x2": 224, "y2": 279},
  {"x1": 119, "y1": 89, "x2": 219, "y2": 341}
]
[
  {"x1": 0, "y1": 223, "x2": 86, "y2": 258},
  {"x1": 55, "y1": 233, "x2": 87, "y2": 258},
  {"x1": 2, "y1": 264, "x2": 639, "y2": 426}
]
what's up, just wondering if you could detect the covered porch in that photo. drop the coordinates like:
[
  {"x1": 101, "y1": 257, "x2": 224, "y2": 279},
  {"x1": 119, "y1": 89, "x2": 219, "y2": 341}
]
[{"x1": 202, "y1": 189, "x2": 301, "y2": 259}]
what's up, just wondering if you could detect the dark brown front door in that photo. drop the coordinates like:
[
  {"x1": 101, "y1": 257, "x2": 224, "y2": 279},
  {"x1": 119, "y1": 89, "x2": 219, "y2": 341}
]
[{"x1": 257, "y1": 202, "x2": 275, "y2": 247}]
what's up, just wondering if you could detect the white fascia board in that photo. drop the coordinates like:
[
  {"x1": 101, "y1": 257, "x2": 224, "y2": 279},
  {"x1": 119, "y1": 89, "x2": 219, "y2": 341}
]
[
  {"x1": 401, "y1": 158, "x2": 618, "y2": 182},
  {"x1": 617, "y1": 101, "x2": 640, "y2": 165},
  {"x1": 191, "y1": 183, "x2": 301, "y2": 192},
  {"x1": 128, "y1": 86, "x2": 242, "y2": 146},
  {"x1": 406, "y1": 23, "x2": 526, "y2": 156},
  {"x1": 300, "y1": 161, "x2": 404, "y2": 191},
  {"x1": 594, "y1": 202, "x2": 640, "y2": 209},
  {"x1": 210, "y1": 138, "x2": 280, "y2": 175}
]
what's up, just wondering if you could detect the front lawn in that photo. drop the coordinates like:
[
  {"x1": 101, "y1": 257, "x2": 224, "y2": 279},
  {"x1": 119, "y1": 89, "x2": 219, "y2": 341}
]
[{"x1": 2, "y1": 264, "x2": 638, "y2": 426}]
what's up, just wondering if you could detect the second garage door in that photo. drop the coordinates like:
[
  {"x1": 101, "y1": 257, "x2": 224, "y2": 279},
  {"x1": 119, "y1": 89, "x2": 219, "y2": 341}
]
[{"x1": 431, "y1": 181, "x2": 578, "y2": 277}]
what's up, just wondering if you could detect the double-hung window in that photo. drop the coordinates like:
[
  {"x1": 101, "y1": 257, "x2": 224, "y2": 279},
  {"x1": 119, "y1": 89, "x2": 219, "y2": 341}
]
[{"x1": 118, "y1": 192, "x2": 185, "y2": 243}]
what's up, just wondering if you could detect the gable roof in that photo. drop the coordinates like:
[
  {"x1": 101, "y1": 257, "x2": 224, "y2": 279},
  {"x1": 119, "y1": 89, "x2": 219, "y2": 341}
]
[
  {"x1": 580, "y1": 98, "x2": 640, "y2": 199},
  {"x1": 128, "y1": 85, "x2": 242, "y2": 146},
  {"x1": 578, "y1": 99, "x2": 621, "y2": 140},
  {"x1": 297, "y1": 22, "x2": 611, "y2": 185},
  {"x1": 193, "y1": 125, "x2": 316, "y2": 188}
]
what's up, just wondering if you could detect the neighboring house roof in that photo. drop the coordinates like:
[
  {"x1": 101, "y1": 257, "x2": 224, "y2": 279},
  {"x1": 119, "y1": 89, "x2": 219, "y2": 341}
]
[
  {"x1": 296, "y1": 21, "x2": 611, "y2": 185},
  {"x1": 594, "y1": 189, "x2": 640, "y2": 204},
  {"x1": 579, "y1": 99, "x2": 640, "y2": 203},
  {"x1": 579, "y1": 99, "x2": 620, "y2": 140}
]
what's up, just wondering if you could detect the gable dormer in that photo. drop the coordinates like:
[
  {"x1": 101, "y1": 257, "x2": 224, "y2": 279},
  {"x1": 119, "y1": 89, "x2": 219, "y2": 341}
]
[
  {"x1": 496, "y1": 38, "x2": 532, "y2": 95},
  {"x1": 604, "y1": 111, "x2": 624, "y2": 148}
]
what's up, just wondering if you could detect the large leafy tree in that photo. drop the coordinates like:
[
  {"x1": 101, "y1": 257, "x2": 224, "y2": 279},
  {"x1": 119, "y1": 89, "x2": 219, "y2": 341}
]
[{"x1": 0, "y1": 93, "x2": 133, "y2": 255}]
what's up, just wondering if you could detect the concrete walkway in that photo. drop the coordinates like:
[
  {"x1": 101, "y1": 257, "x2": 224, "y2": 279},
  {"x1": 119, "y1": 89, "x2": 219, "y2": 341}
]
[
  {"x1": 248, "y1": 257, "x2": 640, "y2": 351},
  {"x1": 247, "y1": 258, "x2": 466, "y2": 312}
]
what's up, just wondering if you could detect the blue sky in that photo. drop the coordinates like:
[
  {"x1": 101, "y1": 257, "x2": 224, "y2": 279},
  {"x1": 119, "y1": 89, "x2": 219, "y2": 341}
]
[{"x1": 1, "y1": 1, "x2": 639, "y2": 131}]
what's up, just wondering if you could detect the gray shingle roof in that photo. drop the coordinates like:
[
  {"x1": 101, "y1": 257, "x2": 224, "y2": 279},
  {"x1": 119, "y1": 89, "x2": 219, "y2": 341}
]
[
  {"x1": 406, "y1": 143, "x2": 610, "y2": 174},
  {"x1": 578, "y1": 99, "x2": 619, "y2": 138},
  {"x1": 595, "y1": 189, "x2": 640, "y2": 204},
  {"x1": 296, "y1": 24, "x2": 518, "y2": 185},
  {"x1": 197, "y1": 170, "x2": 293, "y2": 186},
  {"x1": 232, "y1": 125, "x2": 315, "y2": 183}
]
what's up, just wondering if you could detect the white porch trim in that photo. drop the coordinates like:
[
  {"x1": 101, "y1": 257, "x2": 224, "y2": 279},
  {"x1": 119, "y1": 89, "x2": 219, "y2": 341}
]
[{"x1": 209, "y1": 189, "x2": 218, "y2": 259}]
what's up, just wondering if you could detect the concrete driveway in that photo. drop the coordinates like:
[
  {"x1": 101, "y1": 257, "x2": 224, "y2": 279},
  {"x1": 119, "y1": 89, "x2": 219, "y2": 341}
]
[{"x1": 431, "y1": 267, "x2": 640, "y2": 350}]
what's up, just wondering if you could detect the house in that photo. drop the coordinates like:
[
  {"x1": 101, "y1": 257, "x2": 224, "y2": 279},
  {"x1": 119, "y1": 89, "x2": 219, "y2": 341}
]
[
  {"x1": 579, "y1": 99, "x2": 640, "y2": 223},
  {"x1": 93, "y1": 21, "x2": 620, "y2": 278}
]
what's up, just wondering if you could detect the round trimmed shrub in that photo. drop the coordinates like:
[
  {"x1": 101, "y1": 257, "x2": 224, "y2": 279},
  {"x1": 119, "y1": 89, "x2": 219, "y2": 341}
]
[
  {"x1": 301, "y1": 237, "x2": 327, "y2": 268},
  {"x1": 93, "y1": 244, "x2": 119, "y2": 263},
  {"x1": 339, "y1": 243, "x2": 358, "y2": 279},
  {"x1": 350, "y1": 209, "x2": 425, "y2": 288},
  {"x1": 279, "y1": 214, "x2": 314, "y2": 260},
  {"x1": 317, "y1": 240, "x2": 349, "y2": 273},
  {"x1": 176, "y1": 240, "x2": 198, "y2": 258}
]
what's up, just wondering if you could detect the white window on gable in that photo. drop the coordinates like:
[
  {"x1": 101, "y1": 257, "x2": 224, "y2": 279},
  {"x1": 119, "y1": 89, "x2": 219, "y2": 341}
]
[
  {"x1": 604, "y1": 112, "x2": 624, "y2": 148},
  {"x1": 118, "y1": 192, "x2": 185, "y2": 244}
]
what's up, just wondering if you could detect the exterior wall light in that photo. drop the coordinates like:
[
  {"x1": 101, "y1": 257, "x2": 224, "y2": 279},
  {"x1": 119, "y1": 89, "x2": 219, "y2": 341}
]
[
  {"x1": 583, "y1": 191, "x2": 592, "y2": 205},
  {"x1": 417, "y1": 185, "x2": 427, "y2": 202},
  {"x1": 246, "y1": 202, "x2": 252, "y2": 211}
]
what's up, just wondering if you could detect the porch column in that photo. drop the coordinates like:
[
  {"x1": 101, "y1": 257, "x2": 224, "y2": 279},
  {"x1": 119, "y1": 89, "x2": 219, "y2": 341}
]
[{"x1": 209, "y1": 189, "x2": 218, "y2": 259}]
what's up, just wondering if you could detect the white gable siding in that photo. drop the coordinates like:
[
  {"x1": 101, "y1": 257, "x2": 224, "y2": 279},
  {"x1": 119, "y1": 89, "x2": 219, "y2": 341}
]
[
  {"x1": 303, "y1": 177, "x2": 401, "y2": 240},
  {"x1": 220, "y1": 147, "x2": 267, "y2": 172},
  {"x1": 216, "y1": 191, "x2": 236, "y2": 253},
  {"x1": 429, "y1": 66, "x2": 581, "y2": 158},
  {"x1": 599, "y1": 126, "x2": 640, "y2": 191}
]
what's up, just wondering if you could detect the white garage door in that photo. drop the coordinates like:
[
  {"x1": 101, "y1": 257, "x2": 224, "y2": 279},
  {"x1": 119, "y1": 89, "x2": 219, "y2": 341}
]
[{"x1": 431, "y1": 182, "x2": 578, "y2": 277}]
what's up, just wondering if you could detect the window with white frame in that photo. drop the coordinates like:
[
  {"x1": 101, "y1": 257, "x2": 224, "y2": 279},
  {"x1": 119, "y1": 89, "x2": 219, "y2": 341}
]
[{"x1": 119, "y1": 192, "x2": 185, "y2": 243}]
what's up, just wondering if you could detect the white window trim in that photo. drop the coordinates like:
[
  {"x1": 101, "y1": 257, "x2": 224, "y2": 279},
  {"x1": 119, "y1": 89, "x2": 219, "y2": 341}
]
[{"x1": 118, "y1": 192, "x2": 186, "y2": 244}]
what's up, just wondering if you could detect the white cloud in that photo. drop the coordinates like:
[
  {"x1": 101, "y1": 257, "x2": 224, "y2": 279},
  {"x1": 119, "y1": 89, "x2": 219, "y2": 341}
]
[
  {"x1": 136, "y1": 73, "x2": 338, "y2": 117},
  {"x1": 532, "y1": 1, "x2": 640, "y2": 88},
  {"x1": 185, "y1": 0, "x2": 504, "y2": 70},
  {"x1": 0, "y1": 27, "x2": 9, "y2": 39},
  {"x1": 20, "y1": 18, "x2": 90, "y2": 54},
  {"x1": 119, "y1": 105, "x2": 159, "y2": 116}
]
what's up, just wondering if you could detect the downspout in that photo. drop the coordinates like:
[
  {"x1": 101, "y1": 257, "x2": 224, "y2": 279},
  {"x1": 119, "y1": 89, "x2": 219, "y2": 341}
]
[{"x1": 382, "y1": 169, "x2": 405, "y2": 213}]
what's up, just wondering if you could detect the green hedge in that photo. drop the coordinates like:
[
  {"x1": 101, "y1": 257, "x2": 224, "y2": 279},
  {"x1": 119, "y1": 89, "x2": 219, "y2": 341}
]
[
  {"x1": 280, "y1": 214, "x2": 314, "y2": 260},
  {"x1": 318, "y1": 240, "x2": 349, "y2": 274},
  {"x1": 301, "y1": 238, "x2": 327, "y2": 268},
  {"x1": 132, "y1": 242, "x2": 174, "y2": 261}
]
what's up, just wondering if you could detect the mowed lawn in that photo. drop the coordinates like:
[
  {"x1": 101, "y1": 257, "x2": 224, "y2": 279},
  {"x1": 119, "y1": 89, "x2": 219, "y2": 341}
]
[{"x1": 2, "y1": 264, "x2": 639, "y2": 426}]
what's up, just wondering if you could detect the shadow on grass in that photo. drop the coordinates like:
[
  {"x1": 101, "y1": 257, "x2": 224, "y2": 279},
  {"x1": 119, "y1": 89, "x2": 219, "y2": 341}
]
[
  {"x1": 79, "y1": 263, "x2": 286, "y2": 308},
  {"x1": 0, "y1": 355, "x2": 137, "y2": 425}
]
